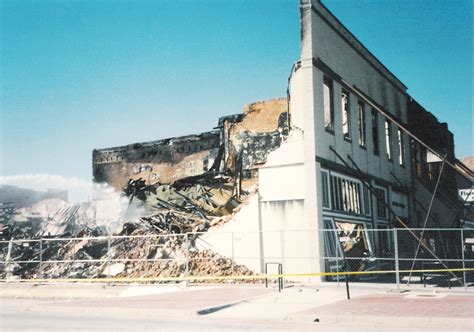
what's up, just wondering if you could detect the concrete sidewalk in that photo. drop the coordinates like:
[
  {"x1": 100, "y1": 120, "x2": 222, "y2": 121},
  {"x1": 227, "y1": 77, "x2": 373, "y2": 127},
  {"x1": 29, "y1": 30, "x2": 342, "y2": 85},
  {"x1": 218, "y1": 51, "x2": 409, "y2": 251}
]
[
  {"x1": 290, "y1": 292, "x2": 474, "y2": 329},
  {"x1": 1, "y1": 282, "x2": 473, "y2": 330},
  {"x1": 202, "y1": 284, "x2": 474, "y2": 329}
]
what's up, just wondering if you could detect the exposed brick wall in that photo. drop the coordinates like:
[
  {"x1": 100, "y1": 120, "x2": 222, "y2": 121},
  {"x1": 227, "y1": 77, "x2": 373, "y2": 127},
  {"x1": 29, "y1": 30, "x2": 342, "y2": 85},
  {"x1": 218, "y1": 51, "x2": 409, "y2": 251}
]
[
  {"x1": 221, "y1": 98, "x2": 289, "y2": 173},
  {"x1": 92, "y1": 98, "x2": 289, "y2": 191},
  {"x1": 93, "y1": 131, "x2": 220, "y2": 191}
]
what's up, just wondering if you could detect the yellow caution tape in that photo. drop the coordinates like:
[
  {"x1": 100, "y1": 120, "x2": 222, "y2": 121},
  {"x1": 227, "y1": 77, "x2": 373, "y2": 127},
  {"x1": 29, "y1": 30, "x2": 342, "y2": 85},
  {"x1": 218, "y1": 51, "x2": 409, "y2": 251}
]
[{"x1": 1, "y1": 267, "x2": 474, "y2": 283}]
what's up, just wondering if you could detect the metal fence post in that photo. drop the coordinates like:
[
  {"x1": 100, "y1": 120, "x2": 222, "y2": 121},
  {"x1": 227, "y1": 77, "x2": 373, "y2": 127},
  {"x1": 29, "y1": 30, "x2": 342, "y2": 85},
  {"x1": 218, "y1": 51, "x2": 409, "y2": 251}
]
[
  {"x1": 107, "y1": 235, "x2": 111, "y2": 278},
  {"x1": 144, "y1": 237, "x2": 148, "y2": 279},
  {"x1": 461, "y1": 229, "x2": 467, "y2": 292},
  {"x1": 6, "y1": 239, "x2": 13, "y2": 281},
  {"x1": 39, "y1": 238, "x2": 43, "y2": 279},
  {"x1": 185, "y1": 233, "x2": 189, "y2": 277},
  {"x1": 231, "y1": 232, "x2": 234, "y2": 274},
  {"x1": 393, "y1": 228, "x2": 400, "y2": 291},
  {"x1": 335, "y1": 230, "x2": 340, "y2": 286},
  {"x1": 280, "y1": 230, "x2": 285, "y2": 289}
]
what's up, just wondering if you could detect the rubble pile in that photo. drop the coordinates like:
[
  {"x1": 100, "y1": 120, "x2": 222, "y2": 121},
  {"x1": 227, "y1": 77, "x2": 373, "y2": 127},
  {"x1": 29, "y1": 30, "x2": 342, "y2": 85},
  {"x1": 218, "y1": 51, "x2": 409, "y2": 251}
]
[
  {"x1": 186, "y1": 250, "x2": 256, "y2": 281},
  {"x1": 113, "y1": 242, "x2": 256, "y2": 282},
  {"x1": 0, "y1": 171, "x2": 258, "y2": 282}
]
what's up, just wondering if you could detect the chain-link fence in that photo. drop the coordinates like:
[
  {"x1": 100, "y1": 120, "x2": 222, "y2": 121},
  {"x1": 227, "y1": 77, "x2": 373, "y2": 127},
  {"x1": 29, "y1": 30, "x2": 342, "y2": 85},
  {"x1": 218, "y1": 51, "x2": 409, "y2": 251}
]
[
  {"x1": 320, "y1": 227, "x2": 474, "y2": 291},
  {"x1": 1, "y1": 228, "x2": 473, "y2": 291}
]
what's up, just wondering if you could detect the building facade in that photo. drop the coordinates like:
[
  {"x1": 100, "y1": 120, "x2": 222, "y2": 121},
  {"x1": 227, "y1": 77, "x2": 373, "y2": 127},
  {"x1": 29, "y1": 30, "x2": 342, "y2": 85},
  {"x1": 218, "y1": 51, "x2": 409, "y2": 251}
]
[{"x1": 255, "y1": 0, "x2": 470, "y2": 278}]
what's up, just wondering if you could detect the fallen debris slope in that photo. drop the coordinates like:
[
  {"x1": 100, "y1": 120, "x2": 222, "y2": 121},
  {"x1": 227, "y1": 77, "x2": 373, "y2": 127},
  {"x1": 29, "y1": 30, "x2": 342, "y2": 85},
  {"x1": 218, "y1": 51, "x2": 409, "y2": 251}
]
[{"x1": 1, "y1": 171, "x2": 258, "y2": 282}]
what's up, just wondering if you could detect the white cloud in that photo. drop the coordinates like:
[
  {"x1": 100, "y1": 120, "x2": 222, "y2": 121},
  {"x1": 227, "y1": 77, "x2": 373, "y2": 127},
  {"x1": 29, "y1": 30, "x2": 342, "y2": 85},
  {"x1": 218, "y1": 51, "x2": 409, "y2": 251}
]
[{"x1": 0, "y1": 173, "x2": 117, "y2": 203}]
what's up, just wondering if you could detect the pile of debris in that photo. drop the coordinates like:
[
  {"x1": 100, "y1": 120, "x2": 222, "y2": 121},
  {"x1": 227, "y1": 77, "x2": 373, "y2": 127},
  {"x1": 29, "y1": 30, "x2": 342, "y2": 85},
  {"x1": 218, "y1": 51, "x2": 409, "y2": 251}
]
[
  {"x1": 0, "y1": 171, "x2": 257, "y2": 282},
  {"x1": 120, "y1": 170, "x2": 250, "y2": 235}
]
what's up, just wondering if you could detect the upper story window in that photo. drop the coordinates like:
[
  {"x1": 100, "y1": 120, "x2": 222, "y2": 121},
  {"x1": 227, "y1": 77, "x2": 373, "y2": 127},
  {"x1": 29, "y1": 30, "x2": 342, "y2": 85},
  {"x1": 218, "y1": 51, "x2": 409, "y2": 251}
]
[
  {"x1": 323, "y1": 78, "x2": 334, "y2": 132},
  {"x1": 371, "y1": 109, "x2": 379, "y2": 155},
  {"x1": 385, "y1": 120, "x2": 393, "y2": 161},
  {"x1": 341, "y1": 90, "x2": 351, "y2": 140},
  {"x1": 358, "y1": 101, "x2": 366, "y2": 147},
  {"x1": 397, "y1": 129, "x2": 404, "y2": 166}
]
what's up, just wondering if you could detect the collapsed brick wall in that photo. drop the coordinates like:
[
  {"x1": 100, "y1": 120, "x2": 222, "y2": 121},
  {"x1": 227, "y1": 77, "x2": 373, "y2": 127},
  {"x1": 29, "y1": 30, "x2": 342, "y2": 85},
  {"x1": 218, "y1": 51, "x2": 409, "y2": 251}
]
[
  {"x1": 93, "y1": 132, "x2": 220, "y2": 191},
  {"x1": 92, "y1": 98, "x2": 289, "y2": 191},
  {"x1": 220, "y1": 98, "x2": 289, "y2": 177}
]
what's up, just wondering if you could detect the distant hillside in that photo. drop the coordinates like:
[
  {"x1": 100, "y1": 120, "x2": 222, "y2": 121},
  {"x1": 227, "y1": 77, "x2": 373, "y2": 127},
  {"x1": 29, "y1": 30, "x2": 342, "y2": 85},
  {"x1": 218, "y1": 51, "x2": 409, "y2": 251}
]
[{"x1": 0, "y1": 185, "x2": 67, "y2": 208}]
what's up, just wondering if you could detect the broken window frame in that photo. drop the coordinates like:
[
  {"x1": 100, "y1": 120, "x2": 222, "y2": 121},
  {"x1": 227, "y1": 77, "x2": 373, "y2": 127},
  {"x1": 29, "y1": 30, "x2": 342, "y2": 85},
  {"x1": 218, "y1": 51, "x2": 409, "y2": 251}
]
[
  {"x1": 357, "y1": 101, "x2": 366, "y2": 147},
  {"x1": 335, "y1": 220, "x2": 374, "y2": 271},
  {"x1": 341, "y1": 89, "x2": 351, "y2": 141},
  {"x1": 371, "y1": 109, "x2": 379, "y2": 155},
  {"x1": 335, "y1": 221, "x2": 372, "y2": 252},
  {"x1": 384, "y1": 119, "x2": 393, "y2": 161},
  {"x1": 323, "y1": 78, "x2": 334, "y2": 132},
  {"x1": 397, "y1": 129, "x2": 404, "y2": 166},
  {"x1": 329, "y1": 172, "x2": 368, "y2": 215}
]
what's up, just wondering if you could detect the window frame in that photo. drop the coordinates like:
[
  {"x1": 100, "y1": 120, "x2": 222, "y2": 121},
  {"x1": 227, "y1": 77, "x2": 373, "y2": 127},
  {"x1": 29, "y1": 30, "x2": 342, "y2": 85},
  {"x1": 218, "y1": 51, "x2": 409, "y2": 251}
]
[
  {"x1": 341, "y1": 89, "x2": 351, "y2": 141},
  {"x1": 371, "y1": 109, "x2": 379, "y2": 155},
  {"x1": 397, "y1": 128, "x2": 405, "y2": 166},
  {"x1": 358, "y1": 101, "x2": 366, "y2": 148},
  {"x1": 384, "y1": 120, "x2": 393, "y2": 161},
  {"x1": 373, "y1": 185, "x2": 388, "y2": 220},
  {"x1": 321, "y1": 169, "x2": 332, "y2": 210},
  {"x1": 335, "y1": 219, "x2": 374, "y2": 257},
  {"x1": 329, "y1": 171, "x2": 369, "y2": 216},
  {"x1": 323, "y1": 78, "x2": 335, "y2": 133},
  {"x1": 376, "y1": 223, "x2": 392, "y2": 256}
]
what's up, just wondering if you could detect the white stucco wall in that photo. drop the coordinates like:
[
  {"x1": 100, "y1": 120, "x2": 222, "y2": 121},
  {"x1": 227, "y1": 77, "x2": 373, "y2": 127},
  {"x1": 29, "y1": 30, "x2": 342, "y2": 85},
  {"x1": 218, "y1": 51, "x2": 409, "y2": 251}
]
[
  {"x1": 305, "y1": 1, "x2": 411, "y2": 187},
  {"x1": 196, "y1": 195, "x2": 262, "y2": 272},
  {"x1": 284, "y1": 1, "x2": 417, "y2": 278},
  {"x1": 198, "y1": 133, "x2": 324, "y2": 280}
]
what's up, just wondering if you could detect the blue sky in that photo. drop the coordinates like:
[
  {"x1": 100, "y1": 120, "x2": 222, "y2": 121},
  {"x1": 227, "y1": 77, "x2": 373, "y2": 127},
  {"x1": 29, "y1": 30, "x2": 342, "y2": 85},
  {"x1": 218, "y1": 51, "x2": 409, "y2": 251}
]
[{"x1": 1, "y1": 0, "x2": 472, "y2": 200}]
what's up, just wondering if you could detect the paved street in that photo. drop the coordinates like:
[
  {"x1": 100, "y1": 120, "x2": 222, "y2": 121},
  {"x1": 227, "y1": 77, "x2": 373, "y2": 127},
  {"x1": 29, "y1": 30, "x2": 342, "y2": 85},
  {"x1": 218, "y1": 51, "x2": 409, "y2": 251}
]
[
  {"x1": 1, "y1": 300, "x2": 463, "y2": 332},
  {"x1": 1, "y1": 283, "x2": 473, "y2": 331}
]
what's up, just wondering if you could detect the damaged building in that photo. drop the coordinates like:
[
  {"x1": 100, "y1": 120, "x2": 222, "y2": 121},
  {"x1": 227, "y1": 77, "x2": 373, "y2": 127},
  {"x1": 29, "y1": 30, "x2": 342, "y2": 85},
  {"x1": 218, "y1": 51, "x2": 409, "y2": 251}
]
[
  {"x1": 92, "y1": 98, "x2": 289, "y2": 191},
  {"x1": 5, "y1": 1, "x2": 471, "y2": 283},
  {"x1": 0, "y1": 99, "x2": 290, "y2": 281},
  {"x1": 88, "y1": 0, "x2": 473, "y2": 282},
  {"x1": 258, "y1": 0, "x2": 473, "y2": 278}
]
